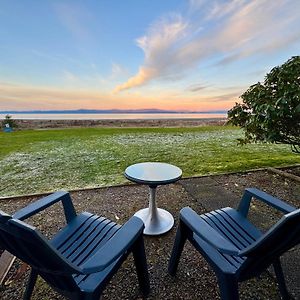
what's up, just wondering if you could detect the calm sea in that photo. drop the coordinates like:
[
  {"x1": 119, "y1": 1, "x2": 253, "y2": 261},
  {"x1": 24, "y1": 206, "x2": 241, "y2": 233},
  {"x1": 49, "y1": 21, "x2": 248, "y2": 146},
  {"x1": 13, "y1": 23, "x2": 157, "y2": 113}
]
[{"x1": 0, "y1": 113, "x2": 227, "y2": 120}]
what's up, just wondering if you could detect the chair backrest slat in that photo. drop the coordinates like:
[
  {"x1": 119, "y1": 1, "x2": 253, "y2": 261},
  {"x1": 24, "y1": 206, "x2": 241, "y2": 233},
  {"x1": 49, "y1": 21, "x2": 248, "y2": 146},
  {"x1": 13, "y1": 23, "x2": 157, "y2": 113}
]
[{"x1": 240, "y1": 209, "x2": 300, "y2": 278}]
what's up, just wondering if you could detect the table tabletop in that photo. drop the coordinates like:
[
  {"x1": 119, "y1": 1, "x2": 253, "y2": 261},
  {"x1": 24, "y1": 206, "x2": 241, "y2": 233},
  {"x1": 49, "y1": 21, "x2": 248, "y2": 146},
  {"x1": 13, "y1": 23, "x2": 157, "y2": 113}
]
[{"x1": 124, "y1": 162, "x2": 182, "y2": 185}]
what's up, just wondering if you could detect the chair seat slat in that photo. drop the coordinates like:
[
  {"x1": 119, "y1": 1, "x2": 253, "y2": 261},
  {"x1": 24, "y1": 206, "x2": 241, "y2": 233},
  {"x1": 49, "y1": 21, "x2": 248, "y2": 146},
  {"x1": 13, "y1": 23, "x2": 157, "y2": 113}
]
[
  {"x1": 202, "y1": 213, "x2": 248, "y2": 249},
  {"x1": 66, "y1": 220, "x2": 116, "y2": 262},
  {"x1": 193, "y1": 234, "x2": 244, "y2": 270},
  {"x1": 51, "y1": 212, "x2": 94, "y2": 248},
  {"x1": 220, "y1": 208, "x2": 261, "y2": 240},
  {"x1": 73, "y1": 225, "x2": 121, "y2": 285},
  {"x1": 57, "y1": 215, "x2": 106, "y2": 253},
  {"x1": 75, "y1": 225, "x2": 121, "y2": 266},
  {"x1": 211, "y1": 209, "x2": 256, "y2": 245}
]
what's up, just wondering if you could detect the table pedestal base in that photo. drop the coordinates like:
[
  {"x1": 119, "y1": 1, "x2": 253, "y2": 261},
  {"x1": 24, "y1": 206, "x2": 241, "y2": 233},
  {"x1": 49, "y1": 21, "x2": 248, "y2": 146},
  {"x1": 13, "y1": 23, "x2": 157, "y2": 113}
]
[{"x1": 134, "y1": 207, "x2": 174, "y2": 235}]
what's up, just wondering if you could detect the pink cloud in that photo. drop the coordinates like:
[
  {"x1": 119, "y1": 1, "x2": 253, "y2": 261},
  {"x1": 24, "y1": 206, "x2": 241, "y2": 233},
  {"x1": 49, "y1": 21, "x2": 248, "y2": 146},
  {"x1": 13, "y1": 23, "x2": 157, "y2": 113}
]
[
  {"x1": 114, "y1": 15, "x2": 188, "y2": 92},
  {"x1": 115, "y1": 0, "x2": 300, "y2": 92}
]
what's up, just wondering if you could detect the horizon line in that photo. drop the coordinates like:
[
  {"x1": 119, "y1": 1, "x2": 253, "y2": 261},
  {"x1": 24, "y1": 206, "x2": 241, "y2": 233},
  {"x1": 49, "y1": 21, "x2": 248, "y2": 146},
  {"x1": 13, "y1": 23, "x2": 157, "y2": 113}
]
[{"x1": 0, "y1": 108, "x2": 228, "y2": 114}]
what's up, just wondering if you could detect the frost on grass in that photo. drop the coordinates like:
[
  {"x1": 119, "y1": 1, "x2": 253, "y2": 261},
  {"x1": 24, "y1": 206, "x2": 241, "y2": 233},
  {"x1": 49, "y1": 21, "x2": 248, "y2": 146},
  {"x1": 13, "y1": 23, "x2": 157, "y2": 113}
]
[
  {"x1": 0, "y1": 129, "x2": 295, "y2": 197},
  {"x1": 0, "y1": 138, "x2": 122, "y2": 196},
  {"x1": 113, "y1": 130, "x2": 242, "y2": 146}
]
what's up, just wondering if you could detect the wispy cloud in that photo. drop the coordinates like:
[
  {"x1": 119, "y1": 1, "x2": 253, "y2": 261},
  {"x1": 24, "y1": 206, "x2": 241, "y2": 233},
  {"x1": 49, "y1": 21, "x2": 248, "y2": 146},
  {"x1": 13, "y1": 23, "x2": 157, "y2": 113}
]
[
  {"x1": 114, "y1": 14, "x2": 189, "y2": 92},
  {"x1": 0, "y1": 81, "x2": 239, "y2": 111},
  {"x1": 0, "y1": 82, "x2": 103, "y2": 110},
  {"x1": 115, "y1": 0, "x2": 300, "y2": 92},
  {"x1": 109, "y1": 63, "x2": 129, "y2": 80},
  {"x1": 211, "y1": 92, "x2": 241, "y2": 103},
  {"x1": 59, "y1": 62, "x2": 128, "y2": 90},
  {"x1": 187, "y1": 83, "x2": 208, "y2": 92},
  {"x1": 204, "y1": 0, "x2": 246, "y2": 20},
  {"x1": 213, "y1": 0, "x2": 300, "y2": 55},
  {"x1": 62, "y1": 70, "x2": 79, "y2": 82},
  {"x1": 53, "y1": 3, "x2": 93, "y2": 42},
  {"x1": 31, "y1": 50, "x2": 62, "y2": 62}
]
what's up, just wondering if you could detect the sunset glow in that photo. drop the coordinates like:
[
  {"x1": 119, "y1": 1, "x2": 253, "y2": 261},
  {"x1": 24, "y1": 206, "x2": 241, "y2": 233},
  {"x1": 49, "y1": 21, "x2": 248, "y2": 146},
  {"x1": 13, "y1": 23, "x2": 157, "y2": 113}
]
[{"x1": 1, "y1": 0, "x2": 300, "y2": 112}]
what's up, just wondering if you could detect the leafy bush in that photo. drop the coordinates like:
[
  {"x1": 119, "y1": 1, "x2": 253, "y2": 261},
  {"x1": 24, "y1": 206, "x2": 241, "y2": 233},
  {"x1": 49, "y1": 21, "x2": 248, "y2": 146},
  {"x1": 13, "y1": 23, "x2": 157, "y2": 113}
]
[{"x1": 228, "y1": 56, "x2": 300, "y2": 153}]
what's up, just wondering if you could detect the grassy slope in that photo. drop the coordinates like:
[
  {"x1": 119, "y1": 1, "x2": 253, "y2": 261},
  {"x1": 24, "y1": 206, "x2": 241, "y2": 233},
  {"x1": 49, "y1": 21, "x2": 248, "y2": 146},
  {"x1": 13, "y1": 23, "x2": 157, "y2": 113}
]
[{"x1": 0, "y1": 126, "x2": 298, "y2": 196}]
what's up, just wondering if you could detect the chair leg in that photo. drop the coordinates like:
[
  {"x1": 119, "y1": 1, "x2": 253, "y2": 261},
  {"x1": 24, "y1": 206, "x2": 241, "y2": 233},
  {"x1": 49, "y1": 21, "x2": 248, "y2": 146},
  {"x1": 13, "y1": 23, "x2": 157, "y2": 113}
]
[
  {"x1": 132, "y1": 235, "x2": 150, "y2": 297},
  {"x1": 168, "y1": 220, "x2": 189, "y2": 276},
  {"x1": 23, "y1": 268, "x2": 38, "y2": 300},
  {"x1": 273, "y1": 259, "x2": 290, "y2": 300},
  {"x1": 80, "y1": 293, "x2": 102, "y2": 300},
  {"x1": 217, "y1": 274, "x2": 239, "y2": 300}
]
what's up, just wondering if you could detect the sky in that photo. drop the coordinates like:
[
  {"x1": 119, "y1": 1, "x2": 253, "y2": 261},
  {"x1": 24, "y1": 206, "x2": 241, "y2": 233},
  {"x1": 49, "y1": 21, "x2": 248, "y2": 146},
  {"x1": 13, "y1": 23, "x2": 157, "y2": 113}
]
[{"x1": 0, "y1": 0, "x2": 300, "y2": 112}]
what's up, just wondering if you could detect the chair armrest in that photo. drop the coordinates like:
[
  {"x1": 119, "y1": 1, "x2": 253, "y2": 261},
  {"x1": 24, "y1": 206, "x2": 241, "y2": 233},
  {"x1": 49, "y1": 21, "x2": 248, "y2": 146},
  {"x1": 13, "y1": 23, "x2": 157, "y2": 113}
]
[
  {"x1": 12, "y1": 191, "x2": 77, "y2": 223},
  {"x1": 237, "y1": 188, "x2": 296, "y2": 217},
  {"x1": 80, "y1": 216, "x2": 144, "y2": 274},
  {"x1": 180, "y1": 207, "x2": 240, "y2": 256}
]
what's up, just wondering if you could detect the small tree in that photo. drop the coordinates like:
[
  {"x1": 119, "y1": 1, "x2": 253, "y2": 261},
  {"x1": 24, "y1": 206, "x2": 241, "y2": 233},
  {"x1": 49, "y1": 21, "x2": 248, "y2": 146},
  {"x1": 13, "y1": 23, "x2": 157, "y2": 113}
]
[
  {"x1": 228, "y1": 56, "x2": 300, "y2": 153},
  {"x1": 2, "y1": 114, "x2": 18, "y2": 130}
]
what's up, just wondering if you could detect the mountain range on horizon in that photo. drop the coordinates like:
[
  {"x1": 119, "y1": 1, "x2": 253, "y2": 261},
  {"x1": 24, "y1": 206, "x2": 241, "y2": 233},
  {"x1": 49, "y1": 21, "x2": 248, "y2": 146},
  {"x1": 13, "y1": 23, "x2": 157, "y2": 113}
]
[{"x1": 1, "y1": 108, "x2": 228, "y2": 114}]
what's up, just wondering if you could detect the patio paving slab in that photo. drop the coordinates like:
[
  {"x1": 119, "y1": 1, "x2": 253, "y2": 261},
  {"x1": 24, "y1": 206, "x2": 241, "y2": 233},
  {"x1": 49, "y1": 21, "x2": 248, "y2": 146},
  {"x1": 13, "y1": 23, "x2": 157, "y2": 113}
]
[{"x1": 180, "y1": 176, "x2": 241, "y2": 211}]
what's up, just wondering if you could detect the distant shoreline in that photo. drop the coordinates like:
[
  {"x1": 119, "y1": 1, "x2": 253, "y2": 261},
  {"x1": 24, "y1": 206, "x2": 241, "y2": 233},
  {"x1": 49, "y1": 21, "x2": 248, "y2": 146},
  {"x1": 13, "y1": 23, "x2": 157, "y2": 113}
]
[
  {"x1": 0, "y1": 109, "x2": 227, "y2": 114},
  {"x1": 13, "y1": 117, "x2": 227, "y2": 130},
  {"x1": 0, "y1": 112, "x2": 226, "y2": 120}
]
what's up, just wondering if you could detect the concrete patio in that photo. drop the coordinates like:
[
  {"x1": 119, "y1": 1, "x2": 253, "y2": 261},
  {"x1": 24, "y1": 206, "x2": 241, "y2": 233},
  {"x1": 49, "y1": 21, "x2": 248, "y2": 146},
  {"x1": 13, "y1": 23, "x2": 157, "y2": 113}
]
[{"x1": 0, "y1": 168, "x2": 299, "y2": 299}]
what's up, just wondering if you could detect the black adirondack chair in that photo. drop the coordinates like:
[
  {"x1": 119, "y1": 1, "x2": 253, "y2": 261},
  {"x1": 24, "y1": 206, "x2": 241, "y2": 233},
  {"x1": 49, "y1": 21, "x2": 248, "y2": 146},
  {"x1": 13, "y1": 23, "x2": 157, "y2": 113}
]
[
  {"x1": 0, "y1": 191, "x2": 150, "y2": 299},
  {"x1": 168, "y1": 188, "x2": 299, "y2": 300}
]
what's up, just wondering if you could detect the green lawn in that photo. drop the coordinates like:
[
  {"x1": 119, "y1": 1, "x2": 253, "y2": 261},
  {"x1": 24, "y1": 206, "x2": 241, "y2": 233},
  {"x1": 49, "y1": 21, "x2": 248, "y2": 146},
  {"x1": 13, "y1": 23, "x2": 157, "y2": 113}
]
[{"x1": 0, "y1": 126, "x2": 298, "y2": 197}]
